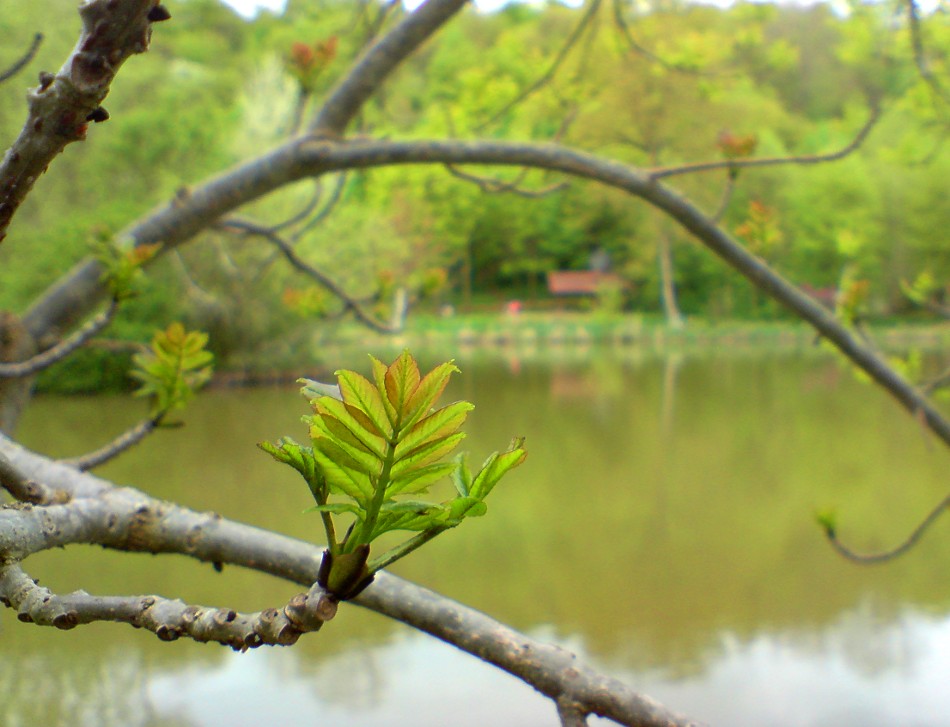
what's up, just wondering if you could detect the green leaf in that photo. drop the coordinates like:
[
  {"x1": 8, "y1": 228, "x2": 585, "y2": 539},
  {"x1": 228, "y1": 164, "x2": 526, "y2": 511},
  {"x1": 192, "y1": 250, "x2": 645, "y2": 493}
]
[
  {"x1": 336, "y1": 369, "x2": 391, "y2": 437},
  {"x1": 445, "y1": 496, "x2": 487, "y2": 522},
  {"x1": 309, "y1": 413, "x2": 381, "y2": 476},
  {"x1": 305, "y1": 503, "x2": 365, "y2": 520},
  {"x1": 312, "y1": 440, "x2": 374, "y2": 504},
  {"x1": 391, "y1": 432, "x2": 466, "y2": 478},
  {"x1": 370, "y1": 355, "x2": 398, "y2": 426},
  {"x1": 401, "y1": 361, "x2": 460, "y2": 431},
  {"x1": 381, "y1": 499, "x2": 444, "y2": 514},
  {"x1": 298, "y1": 378, "x2": 342, "y2": 402},
  {"x1": 394, "y1": 401, "x2": 473, "y2": 460},
  {"x1": 312, "y1": 396, "x2": 386, "y2": 458},
  {"x1": 451, "y1": 453, "x2": 472, "y2": 497},
  {"x1": 130, "y1": 323, "x2": 214, "y2": 416},
  {"x1": 384, "y1": 351, "x2": 421, "y2": 423},
  {"x1": 386, "y1": 461, "x2": 458, "y2": 498},
  {"x1": 470, "y1": 438, "x2": 527, "y2": 500}
]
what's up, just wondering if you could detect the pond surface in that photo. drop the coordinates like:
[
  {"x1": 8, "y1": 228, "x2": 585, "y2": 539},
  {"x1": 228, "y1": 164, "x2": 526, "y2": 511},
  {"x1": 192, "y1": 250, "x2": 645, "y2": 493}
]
[{"x1": 6, "y1": 346, "x2": 950, "y2": 726}]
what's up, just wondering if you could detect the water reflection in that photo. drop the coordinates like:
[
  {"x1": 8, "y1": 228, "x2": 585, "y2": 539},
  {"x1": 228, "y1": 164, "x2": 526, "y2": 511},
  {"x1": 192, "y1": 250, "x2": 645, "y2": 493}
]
[
  {"x1": 50, "y1": 607, "x2": 945, "y2": 727},
  {"x1": 10, "y1": 347, "x2": 950, "y2": 725}
]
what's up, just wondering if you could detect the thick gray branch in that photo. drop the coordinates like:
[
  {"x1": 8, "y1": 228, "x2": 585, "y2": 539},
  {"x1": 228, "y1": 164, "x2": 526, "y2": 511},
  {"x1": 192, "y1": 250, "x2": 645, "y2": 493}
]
[
  {"x1": 0, "y1": 0, "x2": 163, "y2": 243},
  {"x1": 0, "y1": 564, "x2": 336, "y2": 649},
  {"x1": 0, "y1": 433, "x2": 694, "y2": 727}
]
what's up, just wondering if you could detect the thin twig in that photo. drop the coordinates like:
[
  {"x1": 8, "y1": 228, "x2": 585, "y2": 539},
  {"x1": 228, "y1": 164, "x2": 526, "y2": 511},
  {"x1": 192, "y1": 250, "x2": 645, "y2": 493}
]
[
  {"x1": 0, "y1": 33, "x2": 43, "y2": 84},
  {"x1": 60, "y1": 415, "x2": 165, "y2": 472},
  {"x1": 906, "y1": 0, "x2": 950, "y2": 104},
  {"x1": 611, "y1": 0, "x2": 714, "y2": 76},
  {"x1": 649, "y1": 108, "x2": 880, "y2": 180},
  {"x1": 0, "y1": 300, "x2": 118, "y2": 379},
  {"x1": 709, "y1": 173, "x2": 735, "y2": 223},
  {"x1": 478, "y1": 0, "x2": 602, "y2": 129},
  {"x1": 823, "y1": 492, "x2": 950, "y2": 564},
  {"x1": 444, "y1": 164, "x2": 568, "y2": 197},
  {"x1": 216, "y1": 218, "x2": 401, "y2": 334}
]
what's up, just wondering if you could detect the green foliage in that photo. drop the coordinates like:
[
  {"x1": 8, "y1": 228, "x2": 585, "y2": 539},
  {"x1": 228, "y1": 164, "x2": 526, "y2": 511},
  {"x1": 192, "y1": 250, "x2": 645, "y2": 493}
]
[
  {"x1": 815, "y1": 509, "x2": 837, "y2": 538},
  {"x1": 130, "y1": 323, "x2": 214, "y2": 417},
  {"x1": 93, "y1": 235, "x2": 162, "y2": 302},
  {"x1": 260, "y1": 351, "x2": 526, "y2": 599}
]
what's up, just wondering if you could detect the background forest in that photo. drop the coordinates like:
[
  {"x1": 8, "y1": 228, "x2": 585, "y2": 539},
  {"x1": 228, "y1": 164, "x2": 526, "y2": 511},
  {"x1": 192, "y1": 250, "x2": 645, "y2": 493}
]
[{"x1": 4, "y1": 0, "x2": 949, "y2": 387}]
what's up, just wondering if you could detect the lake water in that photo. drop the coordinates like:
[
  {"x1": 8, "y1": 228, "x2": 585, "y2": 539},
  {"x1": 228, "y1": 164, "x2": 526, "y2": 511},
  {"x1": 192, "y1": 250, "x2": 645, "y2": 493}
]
[{"x1": 6, "y1": 346, "x2": 950, "y2": 726}]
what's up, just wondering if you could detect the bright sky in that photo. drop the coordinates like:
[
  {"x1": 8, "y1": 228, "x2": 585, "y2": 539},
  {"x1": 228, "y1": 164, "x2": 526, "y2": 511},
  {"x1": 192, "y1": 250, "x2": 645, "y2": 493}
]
[{"x1": 220, "y1": 0, "x2": 520, "y2": 19}]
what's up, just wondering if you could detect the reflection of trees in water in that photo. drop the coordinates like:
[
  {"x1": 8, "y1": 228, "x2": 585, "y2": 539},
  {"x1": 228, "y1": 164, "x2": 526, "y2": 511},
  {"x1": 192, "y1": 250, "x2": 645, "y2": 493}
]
[
  {"x1": 0, "y1": 651, "x2": 191, "y2": 727},
  {"x1": 306, "y1": 637, "x2": 388, "y2": 710},
  {"x1": 820, "y1": 599, "x2": 925, "y2": 679}
]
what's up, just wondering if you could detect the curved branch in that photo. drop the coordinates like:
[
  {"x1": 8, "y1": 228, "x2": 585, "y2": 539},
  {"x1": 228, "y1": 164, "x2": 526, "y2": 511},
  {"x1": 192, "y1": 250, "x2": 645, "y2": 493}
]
[
  {"x1": 23, "y1": 133, "x2": 950, "y2": 453},
  {"x1": 310, "y1": 0, "x2": 469, "y2": 135},
  {"x1": 0, "y1": 299, "x2": 118, "y2": 379},
  {"x1": 0, "y1": 433, "x2": 697, "y2": 727},
  {"x1": 445, "y1": 163, "x2": 568, "y2": 197},
  {"x1": 0, "y1": 33, "x2": 43, "y2": 84},
  {"x1": 0, "y1": 563, "x2": 336, "y2": 649},
  {"x1": 291, "y1": 137, "x2": 950, "y2": 449},
  {"x1": 822, "y1": 491, "x2": 950, "y2": 564},
  {"x1": 59, "y1": 415, "x2": 164, "y2": 472},
  {"x1": 217, "y1": 218, "x2": 401, "y2": 334},
  {"x1": 0, "y1": 0, "x2": 163, "y2": 243},
  {"x1": 648, "y1": 107, "x2": 880, "y2": 180}
]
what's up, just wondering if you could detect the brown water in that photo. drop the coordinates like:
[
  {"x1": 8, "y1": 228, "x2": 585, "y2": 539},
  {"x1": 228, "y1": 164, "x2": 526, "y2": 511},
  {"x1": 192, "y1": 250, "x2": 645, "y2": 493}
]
[{"x1": 6, "y1": 347, "x2": 950, "y2": 727}]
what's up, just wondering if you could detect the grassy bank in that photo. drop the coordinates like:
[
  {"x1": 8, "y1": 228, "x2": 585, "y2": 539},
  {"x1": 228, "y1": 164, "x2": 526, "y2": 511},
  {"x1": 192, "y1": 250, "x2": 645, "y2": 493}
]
[{"x1": 33, "y1": 313, "x2": 950, "y2": 394}]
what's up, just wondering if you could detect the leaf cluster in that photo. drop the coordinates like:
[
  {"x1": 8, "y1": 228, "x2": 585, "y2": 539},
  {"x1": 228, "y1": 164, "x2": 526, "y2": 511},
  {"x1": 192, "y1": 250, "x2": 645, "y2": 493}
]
[
  {"x1": 93, "y1": 234, "x2": 162, "y2": 302},
  {"x1": 130, "y1": 323, "x2": 214, "y2": 417},
  {"x1": 260, "y1": 351, "x2": 526, "y2": 599}
]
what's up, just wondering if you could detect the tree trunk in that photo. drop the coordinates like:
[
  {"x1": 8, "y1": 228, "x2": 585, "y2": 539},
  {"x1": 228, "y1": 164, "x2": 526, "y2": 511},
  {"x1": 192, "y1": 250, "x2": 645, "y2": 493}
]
[
  {"x1": 0, "y1": 312, "x2": 37, "y2": 435},
  {"x1": 656, "y1": 218, "x2": 685, "y2": 329}
]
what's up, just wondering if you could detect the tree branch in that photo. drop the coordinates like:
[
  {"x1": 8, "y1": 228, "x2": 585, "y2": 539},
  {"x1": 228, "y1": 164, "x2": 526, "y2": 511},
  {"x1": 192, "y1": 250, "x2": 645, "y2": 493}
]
[
  {"x1": 822, "y1": 491, "x2": 950, "y2": 564},
  {"x1": 0, "y1": 563, "x2": 336, "y2": 649},
  {"x1": 0, "y1": 433, "x2": 698, "y2": 727},
  {"x1": 906, "y1": 0, "x2": 950, "y2": 104},
  {"x1": 0, "y1": 299, "x2": 118, "y2": 379},
  {"x1": 360, "y1": 573, "x2": 703, "y2": 727},
  {"x1": 648, "y1": 107, "x2": 880, "y2": 180},
  {"x1": 216, "y1": 218, "x2": 402, "y2": 334},
  {"x1": 310, "y1": 0, "x2": 469, "y2": 135},
  {"x1": 478, "y1": 0, "x2": 602, "y2": 129},
  {"x1": 59, "y1": 415, "x2": 165, "y2": 472},
  {"x1": 0, "y1": 33, "x2": 43, "y2": 85},
  {"x1": 0, "y1": 0, "x2": 166, "y2": 244},
  {"x1": 23, "y1": 132, "x2": 950, "y2": 456},
  {"x1": 444, "y1": 164, "x2": 569, "y2": 197}
]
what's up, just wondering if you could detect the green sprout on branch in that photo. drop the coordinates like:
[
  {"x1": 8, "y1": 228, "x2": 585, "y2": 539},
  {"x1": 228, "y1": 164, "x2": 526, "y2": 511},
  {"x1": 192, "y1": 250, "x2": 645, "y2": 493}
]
[
  {"x1": 260, "y1": 351, "x2": 526, "y2": 600},
  {"x1": 130, "y1": 323, "x2": 214, "y2": 420},
  {"x1": 92, "y1": 234, "x2": 162, "y2": 301}
]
